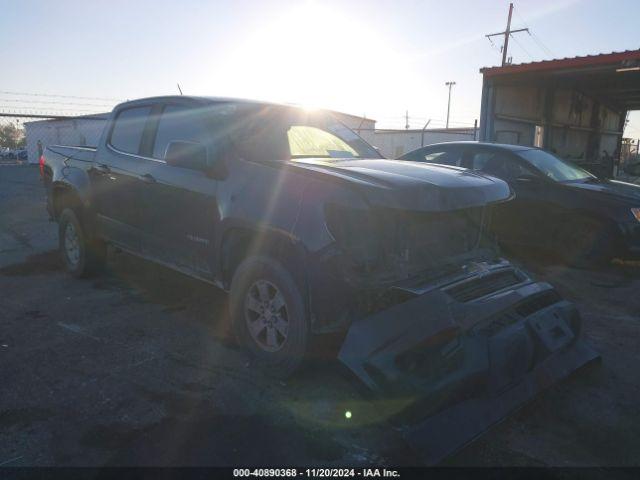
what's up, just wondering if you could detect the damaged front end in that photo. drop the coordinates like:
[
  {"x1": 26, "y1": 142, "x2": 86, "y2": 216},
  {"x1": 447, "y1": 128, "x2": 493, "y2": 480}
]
[{"x1": 325, "y1": 202, "x2": 599, "y2": 464}]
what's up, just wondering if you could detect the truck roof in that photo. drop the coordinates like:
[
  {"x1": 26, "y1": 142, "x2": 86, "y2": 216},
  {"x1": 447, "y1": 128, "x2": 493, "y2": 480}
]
[{"x1": 115, "y1": 95, "x2": 294, "y2": 110}]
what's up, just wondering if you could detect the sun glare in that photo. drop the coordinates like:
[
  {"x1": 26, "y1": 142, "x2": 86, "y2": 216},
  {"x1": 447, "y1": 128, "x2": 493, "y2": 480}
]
[{"x1": 221, "y1": 2, "x2": 408, "y2": 114}]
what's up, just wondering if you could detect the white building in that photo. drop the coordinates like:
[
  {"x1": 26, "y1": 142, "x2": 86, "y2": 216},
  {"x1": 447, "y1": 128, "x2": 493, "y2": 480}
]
[
  {"x1": 359, "y1": 127, "x2": 477, "y2": 158},
  {"x1": 24, "y1": 113, "x2": 109, "y2": 163},
  {"x1": 331, "y1": 112, "x2": 477, "y2": 158}
]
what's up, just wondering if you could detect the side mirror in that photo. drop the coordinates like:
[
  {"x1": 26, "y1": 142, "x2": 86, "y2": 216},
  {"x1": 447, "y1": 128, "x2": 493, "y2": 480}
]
[{"x1": 165, "y1": 141, "x2": 208, "y2": 171}]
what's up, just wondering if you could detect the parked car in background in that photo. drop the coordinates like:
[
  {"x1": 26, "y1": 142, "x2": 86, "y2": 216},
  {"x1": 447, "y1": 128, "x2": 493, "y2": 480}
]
[
  {"x1": 17, "y1": 149, "x2": 28, "y2": 161},
  {"x1": 400, "y1": 142, "x2": 640, "y2": 265},
  {"x1": 41, "y1": 97, "x2": 597, "y2": 462}
]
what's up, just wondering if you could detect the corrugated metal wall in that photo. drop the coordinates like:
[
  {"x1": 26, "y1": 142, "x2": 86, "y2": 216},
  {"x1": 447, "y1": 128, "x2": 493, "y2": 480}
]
[{"x1": 480, "y1": 81, "x2": 623, "y2": 175}]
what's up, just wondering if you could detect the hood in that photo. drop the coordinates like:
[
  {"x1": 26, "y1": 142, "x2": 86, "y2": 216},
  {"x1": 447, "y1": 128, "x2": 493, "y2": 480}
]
[
  {"x1": 288, "y1": 158, "x2": 513, "y2": 212},
  {"x1": 565, "y1": 178, "x2": 640, "y2": 205}
]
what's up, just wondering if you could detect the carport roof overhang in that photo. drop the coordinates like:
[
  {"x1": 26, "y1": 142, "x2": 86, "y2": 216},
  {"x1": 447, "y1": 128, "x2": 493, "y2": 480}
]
[{"x1": 480, "y1": 50, "x2": 640, "y2": 112}]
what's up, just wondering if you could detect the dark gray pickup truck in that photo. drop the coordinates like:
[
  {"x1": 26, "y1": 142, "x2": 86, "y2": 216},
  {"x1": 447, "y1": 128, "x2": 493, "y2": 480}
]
[{"x1": 42, "y1": 96, "x2": 598, "y2": 462}]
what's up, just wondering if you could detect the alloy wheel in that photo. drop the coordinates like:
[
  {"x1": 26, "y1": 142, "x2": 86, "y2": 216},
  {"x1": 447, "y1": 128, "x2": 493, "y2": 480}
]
[
  {"x1": 64, "y1": 222, "x2": 81, "y2": 268},
  {"x1": 244, "y1": 279, "x2": 289, "y2": 352}
]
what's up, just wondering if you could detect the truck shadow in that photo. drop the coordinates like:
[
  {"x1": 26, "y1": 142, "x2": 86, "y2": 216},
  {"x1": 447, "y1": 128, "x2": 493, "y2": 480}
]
[
  {"x1": 0, "y1": 250, "x2": 61, "y2": 276},
  {"x1": 96, "y1": 248, "x2": 233, "y2": 341}
]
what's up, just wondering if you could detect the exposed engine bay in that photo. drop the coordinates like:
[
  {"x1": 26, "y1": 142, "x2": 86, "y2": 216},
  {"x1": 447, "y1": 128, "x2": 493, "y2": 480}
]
[{"x1": 325, "y1": 204, "x2": 495, "y2": 284}]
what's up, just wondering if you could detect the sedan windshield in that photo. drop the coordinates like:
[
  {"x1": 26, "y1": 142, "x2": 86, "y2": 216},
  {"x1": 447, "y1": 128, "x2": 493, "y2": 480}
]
[{"x1": 519, "y1": 149, "x2": 594, "y2": 182}]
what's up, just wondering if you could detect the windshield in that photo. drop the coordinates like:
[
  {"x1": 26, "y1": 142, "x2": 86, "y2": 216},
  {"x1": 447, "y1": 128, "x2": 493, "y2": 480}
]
[
  {"x1": 519, "y1": 149, "x2": 595, "y2": 182},
  {"x1": 223, "y1": 104, "x2": 381, "y2": 162},
  {"x1": 288, "y1": 125, "x2": 359, "y2": 159}
]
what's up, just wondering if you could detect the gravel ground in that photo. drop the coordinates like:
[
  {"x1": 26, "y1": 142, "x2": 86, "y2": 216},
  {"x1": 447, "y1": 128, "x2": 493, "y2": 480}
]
[{"x1": 1, "y1": 165, "x2": 639, "y2": 467}]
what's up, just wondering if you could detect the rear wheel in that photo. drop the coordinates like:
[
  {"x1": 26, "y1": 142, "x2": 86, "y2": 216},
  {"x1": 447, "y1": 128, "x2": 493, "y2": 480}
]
[
  {"x1": 230, "y1": 255, "x2": 309, "y2": 378},
  {"x1": 59, "y1": 208, "x2": 106, "y2": 277}
]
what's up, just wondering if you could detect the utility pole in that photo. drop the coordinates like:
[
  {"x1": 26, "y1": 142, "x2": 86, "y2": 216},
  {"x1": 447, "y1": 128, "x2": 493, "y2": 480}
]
[
  {"x1": 445, "y1": 81, "x2": 456, "y2": 129},
  {"x1": 485, "y1": 3, "x2": 529, "y2": 66},
  {"x1": 502, "y1": 3, "x2": 513, "y2": 66},
  {"x1": 405, "y1": 110, "x2": 409, "y2": 129}
]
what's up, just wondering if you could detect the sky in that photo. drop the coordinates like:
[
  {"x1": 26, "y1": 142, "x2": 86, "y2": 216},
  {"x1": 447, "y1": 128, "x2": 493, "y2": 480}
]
[{"x1": 0, "y1": 0, "x2": 639, "y2": 135}]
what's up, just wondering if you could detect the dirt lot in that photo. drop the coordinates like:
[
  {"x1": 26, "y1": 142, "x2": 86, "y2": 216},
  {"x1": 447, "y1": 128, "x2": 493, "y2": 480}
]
[{"x1": 1, "y1": 165, "x2": 639, "y2": 467}]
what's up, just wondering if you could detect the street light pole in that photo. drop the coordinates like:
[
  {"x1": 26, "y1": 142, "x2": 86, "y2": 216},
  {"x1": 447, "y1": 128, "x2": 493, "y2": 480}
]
[{"x1": 445, "y1": 81, "x2": 456, "y2": 129}]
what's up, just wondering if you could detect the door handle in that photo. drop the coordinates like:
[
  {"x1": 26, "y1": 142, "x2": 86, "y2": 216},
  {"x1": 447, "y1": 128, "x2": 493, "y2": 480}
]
[
  {"x1": 140, "y1": 173, "x2": 157, "y2": 184},
  {"x1": 94, "y1": 163, "x2": 111, "y2": 174}
]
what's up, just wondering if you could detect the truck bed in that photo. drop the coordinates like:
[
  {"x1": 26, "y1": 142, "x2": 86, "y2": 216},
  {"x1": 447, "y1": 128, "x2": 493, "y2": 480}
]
[
  {"x1": 47, "y1": 145, "x2": 97, "y2": 163},
  {"x1": 42, "y1": 145, "x2": 98, "y2": 219}
]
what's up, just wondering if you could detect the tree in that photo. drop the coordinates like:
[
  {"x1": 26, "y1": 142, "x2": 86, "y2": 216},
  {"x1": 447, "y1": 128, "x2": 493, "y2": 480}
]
[{"x1": 0, "y1": 123, "x2": 26, "y2": 149}]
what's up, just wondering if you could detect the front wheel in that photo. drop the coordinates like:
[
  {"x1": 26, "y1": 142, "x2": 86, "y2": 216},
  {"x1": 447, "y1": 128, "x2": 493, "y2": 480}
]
[
  {"x1": 558, "y1": 216, "x2": 614, "y2": 268},
  {"x1": 229, "y1": 255, "x2": 309, "y2": 378},
  {"x1": 59, "y1": 208, "x2": 106, "y2": 278}
]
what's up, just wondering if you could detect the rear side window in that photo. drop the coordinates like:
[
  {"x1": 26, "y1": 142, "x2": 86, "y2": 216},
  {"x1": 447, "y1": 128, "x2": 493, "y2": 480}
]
[
  {"x1": 109, "y1": 106, "x2": 152, "y2": 154},
  {"x1": 152, "y1": 105, "x2": 210, "y2": 159}
]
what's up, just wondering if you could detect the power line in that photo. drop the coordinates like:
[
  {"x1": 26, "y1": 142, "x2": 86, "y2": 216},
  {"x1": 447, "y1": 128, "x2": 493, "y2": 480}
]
[
  {"x1": 0, "y1": 106, "x2": 105, "y2": 114},
  {"x1": 0, "y1": 90, "x2": 123, "y2": 101},
  {"x1": 513, "y1": 5, "x2": 556, "y2": 58},
  {"x1": 529, "y1": 30, "x2": 555, "y2": 58},
  {"x1": 510, "y1": 33, "x2": 534, "y2": 61},
  {"x1": 486, "y1": 35, "x2": 501, "y2": 53},
  {"x1": 0, "y1": 98, "x2": 114, "y2": 108}
]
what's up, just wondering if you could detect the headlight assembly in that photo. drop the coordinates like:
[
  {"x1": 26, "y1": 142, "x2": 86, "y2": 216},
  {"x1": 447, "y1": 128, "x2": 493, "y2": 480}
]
[{"x1": 324, "y1": 204, "x2": 383, "y2": 271}]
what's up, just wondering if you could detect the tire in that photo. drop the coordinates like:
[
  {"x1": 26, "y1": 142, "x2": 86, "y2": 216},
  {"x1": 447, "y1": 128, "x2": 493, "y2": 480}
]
[
  {"x1": 229, "y1": 255, "x2": 309, "y2": 378},
  {"x1": 58, "y1": 208, "x2": 106, "y2": 278},
  {"x1": 557, "y1": 216, "x2": 614, "y2": 268}
]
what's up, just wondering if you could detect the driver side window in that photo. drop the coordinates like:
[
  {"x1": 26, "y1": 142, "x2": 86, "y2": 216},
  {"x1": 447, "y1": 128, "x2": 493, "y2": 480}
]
[{"x1": 469, "y1": 150, "x2": 533, "y2": 181}]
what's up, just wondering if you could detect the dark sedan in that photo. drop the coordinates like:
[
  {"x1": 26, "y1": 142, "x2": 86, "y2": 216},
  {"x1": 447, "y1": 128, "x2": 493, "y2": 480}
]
[{"x1": 400, "y1": 142, "x2": 640, "y2": 265}]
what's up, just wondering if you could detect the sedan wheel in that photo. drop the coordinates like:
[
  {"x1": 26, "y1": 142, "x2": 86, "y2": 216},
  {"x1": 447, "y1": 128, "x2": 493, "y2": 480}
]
[{"x1": 559, "y1": 217, "x2": 613, "y2": 267}]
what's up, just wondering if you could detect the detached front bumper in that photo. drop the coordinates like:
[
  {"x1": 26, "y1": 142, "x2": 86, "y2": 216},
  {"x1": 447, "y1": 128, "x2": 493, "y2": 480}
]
[
  {"x1": 403, "y1": 338, "x2": 598, "y2": 464},
  {"x1": 338, "y1": 278, "x2": 600, "y2": 464}
]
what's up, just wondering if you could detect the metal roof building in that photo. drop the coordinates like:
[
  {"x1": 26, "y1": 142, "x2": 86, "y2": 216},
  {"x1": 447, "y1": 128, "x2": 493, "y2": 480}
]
[{"x1": 479, "y1": 49, "x2": 640, "y2": 177}]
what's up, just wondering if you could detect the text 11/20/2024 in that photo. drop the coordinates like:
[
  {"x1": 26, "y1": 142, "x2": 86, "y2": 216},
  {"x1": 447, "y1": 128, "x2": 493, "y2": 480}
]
[{"x1": 233, "y1": 468, "x2": 400, "y2": 478}]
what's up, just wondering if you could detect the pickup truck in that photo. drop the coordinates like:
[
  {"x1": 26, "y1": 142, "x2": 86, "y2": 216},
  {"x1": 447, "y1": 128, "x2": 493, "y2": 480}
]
[{"x1": 42, "y1": 96, "x2": 598, "y2": 462}]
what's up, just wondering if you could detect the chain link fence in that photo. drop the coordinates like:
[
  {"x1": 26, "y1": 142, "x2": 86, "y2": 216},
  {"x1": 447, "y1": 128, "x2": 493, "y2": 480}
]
[{"x1": 23, "y1": 113, "x2": 109, "y2": 163}]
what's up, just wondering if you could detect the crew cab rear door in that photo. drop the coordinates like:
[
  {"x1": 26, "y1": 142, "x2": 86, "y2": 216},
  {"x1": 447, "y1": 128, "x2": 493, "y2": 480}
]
[
  {"x1": 136, "y1": 102, "x2": 220, "y2": 277},
  {"x1": 91, "y1": 105, "x2": 154, "y2": 252}
]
